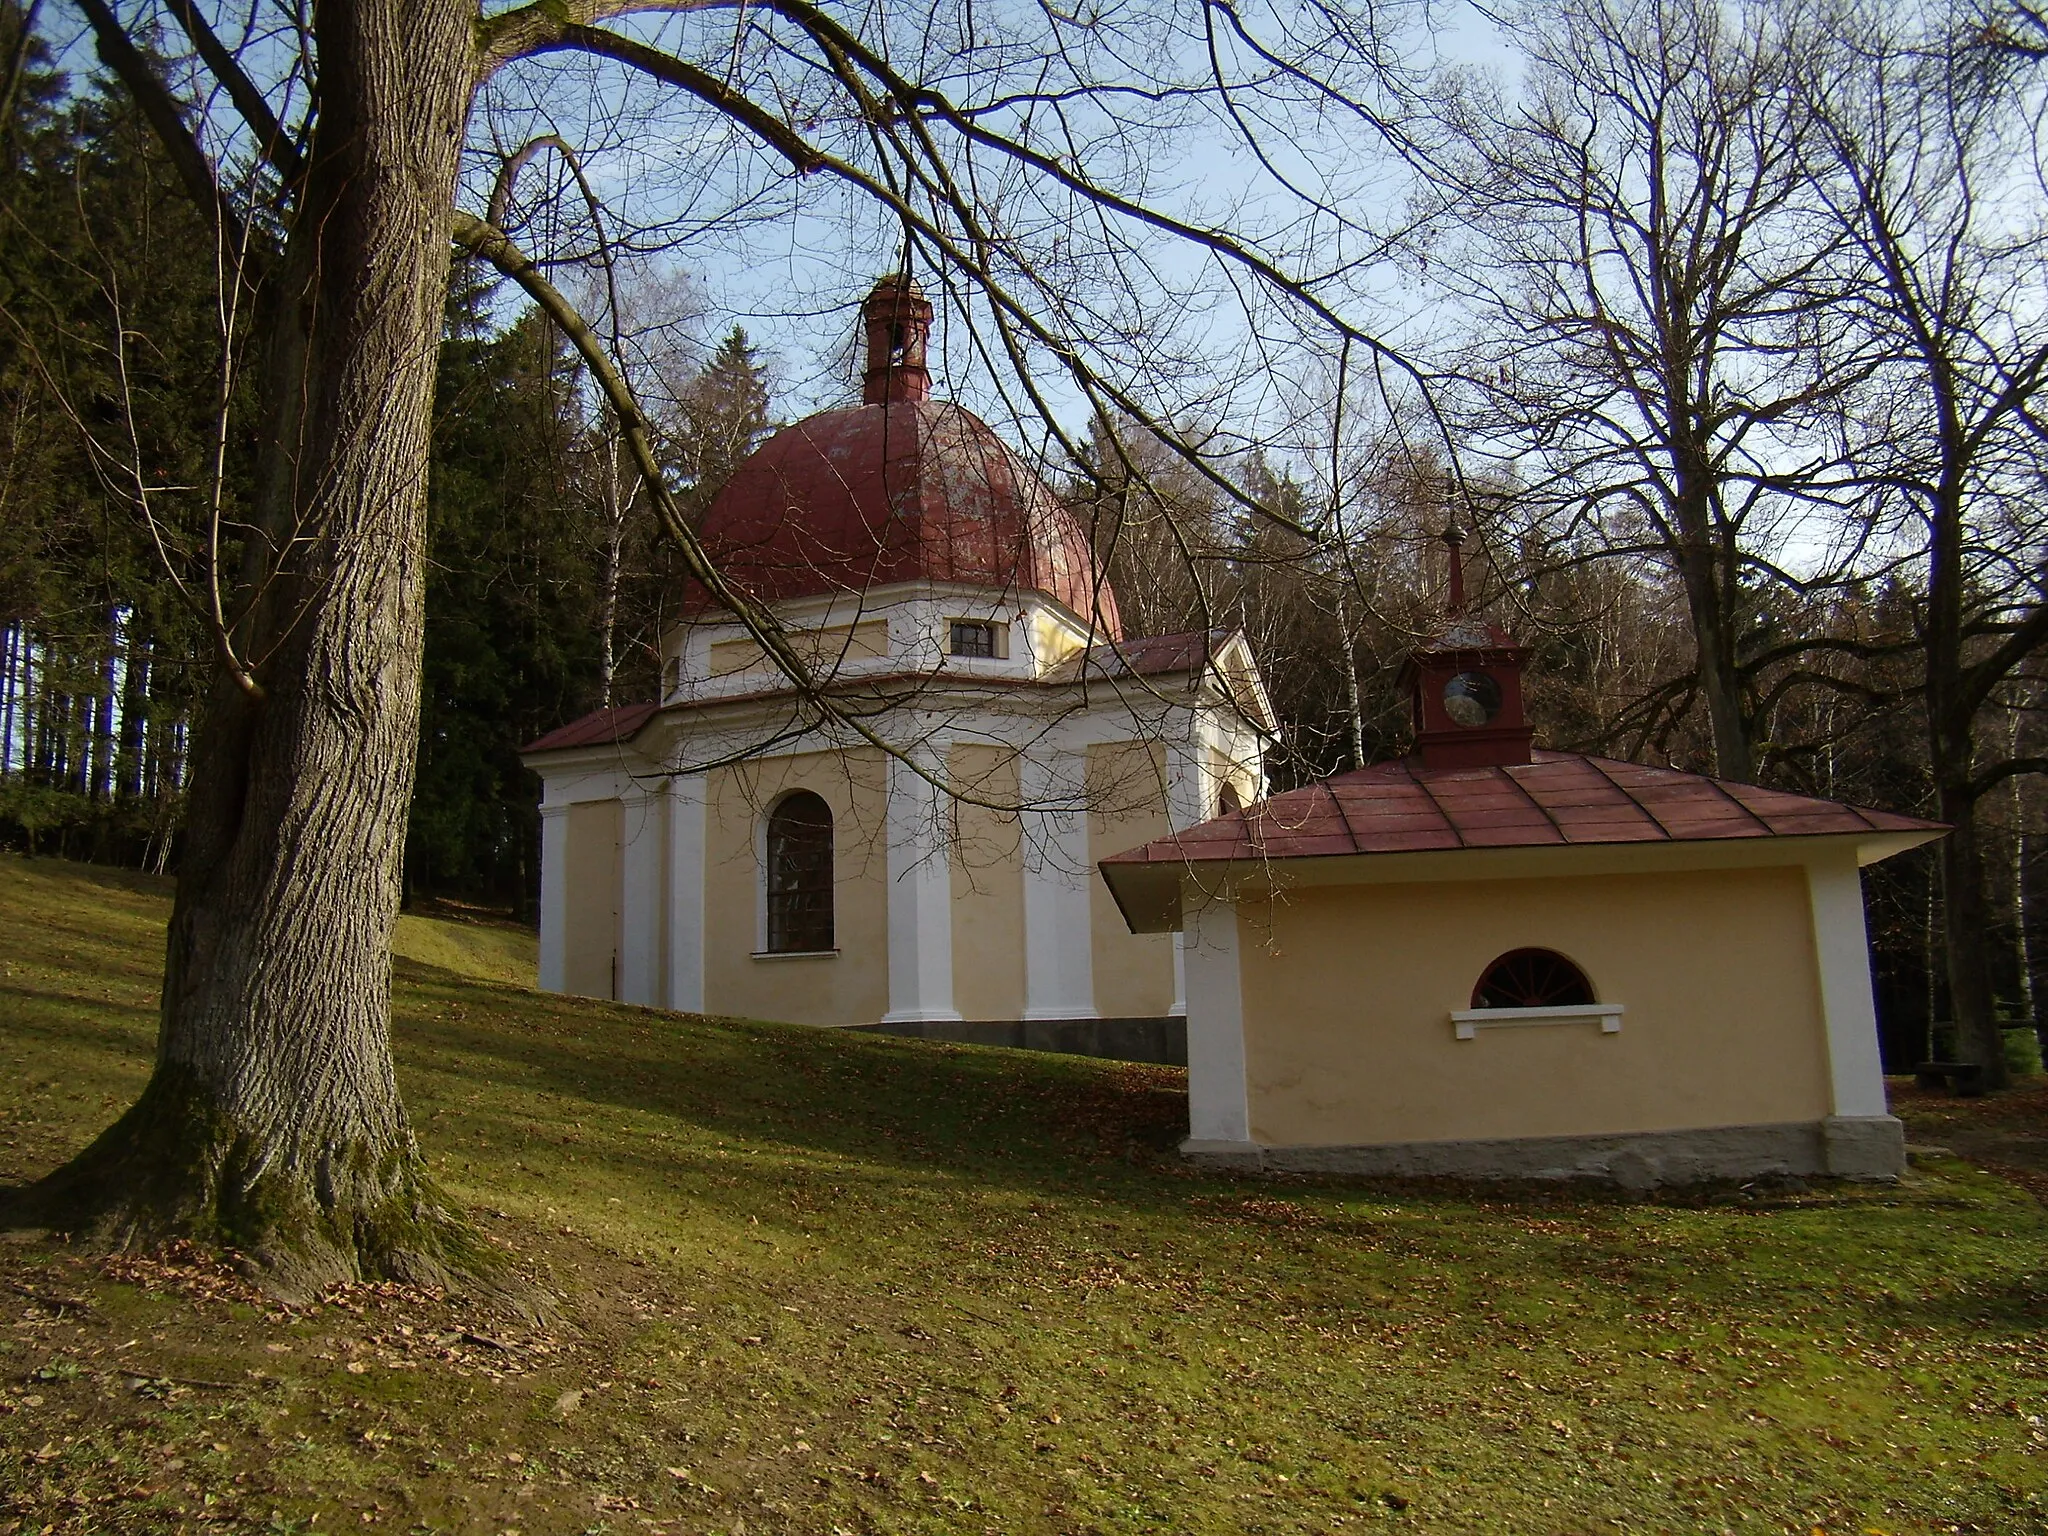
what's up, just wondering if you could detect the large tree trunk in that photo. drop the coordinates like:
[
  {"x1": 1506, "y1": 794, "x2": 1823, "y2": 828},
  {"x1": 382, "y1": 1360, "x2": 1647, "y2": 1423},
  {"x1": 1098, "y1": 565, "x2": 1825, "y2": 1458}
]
[
  {"x1": 15, "y1": 0, "x2": 490, "y2": 1297},
  {"x1": 1668, "y1": 518, "x2": 1754, "y2": 782},
  {"x1": 1931, "y1": 633, "x2": 2005, "y2": 1086},
  {"x1": 1660, "y1": 410, "x2": 1755, "y2": 783},
  {"x1": 1936, "y1": 779, "x2": 2006, "y2": 1089}
]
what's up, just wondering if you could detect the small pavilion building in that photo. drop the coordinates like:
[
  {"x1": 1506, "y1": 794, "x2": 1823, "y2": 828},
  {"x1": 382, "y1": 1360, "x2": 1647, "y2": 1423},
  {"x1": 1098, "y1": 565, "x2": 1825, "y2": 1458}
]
[
  {"x1": 522, "y1": 276, "x2": 1269, "y2": 1055},
  {"x1": 1100, "y1": 567, "x2": 1943, "y2": 1186}
]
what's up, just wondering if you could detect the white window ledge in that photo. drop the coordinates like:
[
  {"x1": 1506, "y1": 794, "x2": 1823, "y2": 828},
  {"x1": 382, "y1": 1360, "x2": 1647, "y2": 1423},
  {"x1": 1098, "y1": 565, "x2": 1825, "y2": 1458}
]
[
  {"x1": 751, "y1": 949, "x2": 839, "y2": 962},
  {"x1": 1450, "y1": 1003, "x2": 1624, "y2": 1040}
]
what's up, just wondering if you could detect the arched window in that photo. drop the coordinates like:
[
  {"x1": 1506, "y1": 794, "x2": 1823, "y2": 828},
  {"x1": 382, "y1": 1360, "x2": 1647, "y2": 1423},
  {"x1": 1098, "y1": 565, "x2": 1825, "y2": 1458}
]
[
  {"x1": 1471, "y1": 948, "x2": 1594, "y2": 1009},
  {"x1": 765, "y1": 792, "x2": 834, "y2": 953},
  {"x1": 1216, "y1": 782, "x2": 1243, "y2": 816}
]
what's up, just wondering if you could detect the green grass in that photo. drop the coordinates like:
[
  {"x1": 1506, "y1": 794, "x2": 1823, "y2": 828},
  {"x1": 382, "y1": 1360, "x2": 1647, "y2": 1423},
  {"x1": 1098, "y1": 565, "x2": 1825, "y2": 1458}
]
[{"x1": 0, "y1": 851, "x2": 2044, "y2": 1536}]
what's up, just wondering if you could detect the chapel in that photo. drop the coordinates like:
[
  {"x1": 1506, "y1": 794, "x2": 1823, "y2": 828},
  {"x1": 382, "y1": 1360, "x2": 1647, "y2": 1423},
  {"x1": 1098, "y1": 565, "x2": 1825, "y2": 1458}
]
[
  {"x1": 522, "y1": 276, "x2": 1270, "y2": 1054},
  {"x1": 1100, "y1": 533, "x2": 1945, "y2": 1186}
]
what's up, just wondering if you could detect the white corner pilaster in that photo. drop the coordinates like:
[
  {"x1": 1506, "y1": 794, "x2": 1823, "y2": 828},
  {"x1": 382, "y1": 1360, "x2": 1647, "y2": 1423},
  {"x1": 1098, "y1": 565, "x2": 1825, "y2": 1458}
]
[
  {"x1": 883, "y1": 744, "x2": 961, "y2": 1025},
  {"x1": 1165, "y1": 743, "x2": 1207, "y2": 1020},
  {"x1": 617, "y1": 787, "x2": 667, "y2": 1007},
  {"x1": 666, "y1": 773, "x2": 707, "y2": 1014},
  {"x1": 1020, "y1": 747, "x2": 1097, "y2": 1021},
  {"x1": 537, "y1": 803, "x2": 570, "y2": 994},
  {"x1": 1182, "y1": 897, "x2": 1252, "y2": 1150},
  {"x1": 1807, "y1": 852, "x2": 1890, "y2": 1120}
]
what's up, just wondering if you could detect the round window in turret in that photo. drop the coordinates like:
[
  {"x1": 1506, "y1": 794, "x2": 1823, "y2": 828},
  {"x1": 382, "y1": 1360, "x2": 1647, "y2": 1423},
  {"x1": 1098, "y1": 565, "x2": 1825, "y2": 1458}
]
[{"x1": 1442, "y1": 670, "x2": 1502, "y2": 728}]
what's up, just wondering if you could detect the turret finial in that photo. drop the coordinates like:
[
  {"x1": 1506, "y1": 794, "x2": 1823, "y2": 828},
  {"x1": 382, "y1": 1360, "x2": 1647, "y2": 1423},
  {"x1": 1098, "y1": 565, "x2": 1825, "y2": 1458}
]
[{"x1": 1440, "y1": 479, "x2": 1467, "y2": 616}]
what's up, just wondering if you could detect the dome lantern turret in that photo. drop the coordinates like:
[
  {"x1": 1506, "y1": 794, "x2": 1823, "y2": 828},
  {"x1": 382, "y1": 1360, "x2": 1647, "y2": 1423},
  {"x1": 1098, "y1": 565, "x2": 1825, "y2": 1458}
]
[{"x1": 860, "y1": 275, "x2": 933, "y2": 405}]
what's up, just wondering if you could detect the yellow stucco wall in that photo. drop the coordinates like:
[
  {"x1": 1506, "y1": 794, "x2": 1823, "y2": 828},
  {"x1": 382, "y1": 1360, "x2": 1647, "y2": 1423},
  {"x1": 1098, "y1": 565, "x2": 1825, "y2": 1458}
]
[
  {"x1": 1235, "y1": 865, "x2": 1831, "y2": 1146},
  {"x1": 702, "y1": 748, "x2": 890, "y2": 1026},
  {"x1": 1087, "y1": 741, "x2": 1177, "y2": 1018},
  {"x1": 708, "y1": 619, "x2": 891, "y2": 678},
  {"x1": 562, "y1": 798, "x2": 622, "y2": 999},
  {"x1": 1027, "y1": 609, "x2": 1087, "y2": 670},
  {"x1": 948, "y1": 745, "x2": 1027, "y2": 1023}
]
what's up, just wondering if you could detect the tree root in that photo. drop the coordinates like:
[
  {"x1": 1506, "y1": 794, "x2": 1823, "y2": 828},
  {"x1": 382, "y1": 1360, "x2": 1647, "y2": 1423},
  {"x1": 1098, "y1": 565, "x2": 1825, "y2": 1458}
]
[{"x1": 0, "y1": 1067, "x2": 514, "y2": 1307}]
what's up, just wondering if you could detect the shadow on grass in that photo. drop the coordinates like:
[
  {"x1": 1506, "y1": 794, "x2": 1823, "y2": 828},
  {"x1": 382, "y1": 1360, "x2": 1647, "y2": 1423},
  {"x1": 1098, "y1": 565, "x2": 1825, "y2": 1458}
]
[
  {"x1": 391, "y1": 966, "x2": 1198, "y2": 1203},
  {"x1": 389, "y1": 962, "x2": 2035, "y2": 1250}
]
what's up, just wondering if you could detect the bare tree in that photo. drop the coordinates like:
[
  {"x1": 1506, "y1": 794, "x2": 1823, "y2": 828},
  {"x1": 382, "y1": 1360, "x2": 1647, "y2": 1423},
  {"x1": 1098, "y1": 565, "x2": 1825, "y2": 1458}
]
[
  {"x1": 8, "y1": 0, "x2": 1426, "y2": 1291},
  {"x1": 1417, "y1": 0, "x2": 1858, "y2": 781},
  {"x1": 1797, "y1": 0, "x2": 2048, "y2": 1087}
]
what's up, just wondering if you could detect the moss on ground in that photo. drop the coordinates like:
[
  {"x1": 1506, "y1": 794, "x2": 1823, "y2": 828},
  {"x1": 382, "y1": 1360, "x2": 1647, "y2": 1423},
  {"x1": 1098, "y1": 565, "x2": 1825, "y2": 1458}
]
[{"x1": 0, "y1": 851, "x2": 2044, "y2": 1535}]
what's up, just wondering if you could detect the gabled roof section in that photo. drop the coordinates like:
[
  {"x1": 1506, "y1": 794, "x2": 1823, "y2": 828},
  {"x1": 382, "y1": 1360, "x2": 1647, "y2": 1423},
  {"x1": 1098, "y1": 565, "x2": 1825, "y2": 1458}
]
[
  {"x1": 1050, "y1": 627, "x2": 1275, "y2": 729},
  {"x1": 522, "y1": 701, "x2": 658, "y2": 755},
  {"x1": 1101, "y1": 749, "x2": 1945, "y2": 868}
]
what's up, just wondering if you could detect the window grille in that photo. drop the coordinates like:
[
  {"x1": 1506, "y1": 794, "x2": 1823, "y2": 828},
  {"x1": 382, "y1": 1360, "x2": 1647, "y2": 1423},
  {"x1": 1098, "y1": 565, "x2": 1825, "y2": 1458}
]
[
  {"x1": 1470, "y1": 948, "x2": 1595, "y2": 1009},
  {"x1": 949, "y1": 620, "x2": 998, "y2": 658},
  {"x1": 765, "y1": 792, "x2": 834, "y2": 953}
]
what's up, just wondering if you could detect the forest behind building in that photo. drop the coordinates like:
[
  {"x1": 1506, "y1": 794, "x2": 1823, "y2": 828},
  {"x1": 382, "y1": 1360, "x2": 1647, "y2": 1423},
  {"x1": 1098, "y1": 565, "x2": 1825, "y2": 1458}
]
[{"x1": 0, "y1": 0, "x2": 2041, "y2": 1076}]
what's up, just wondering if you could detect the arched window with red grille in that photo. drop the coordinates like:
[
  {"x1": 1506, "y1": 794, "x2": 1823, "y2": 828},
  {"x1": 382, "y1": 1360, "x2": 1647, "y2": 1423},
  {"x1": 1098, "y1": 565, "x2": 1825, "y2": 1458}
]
[{"x1": 1470, "y1": 948, "x2": 1595, "y2": 1009}]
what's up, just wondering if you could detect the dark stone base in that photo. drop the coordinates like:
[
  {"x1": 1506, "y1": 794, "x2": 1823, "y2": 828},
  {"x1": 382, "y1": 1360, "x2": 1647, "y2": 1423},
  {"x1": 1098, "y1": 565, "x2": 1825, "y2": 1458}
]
[{"x1": 849, "y1": 1016, "x2": 1187, "y2": 1066}]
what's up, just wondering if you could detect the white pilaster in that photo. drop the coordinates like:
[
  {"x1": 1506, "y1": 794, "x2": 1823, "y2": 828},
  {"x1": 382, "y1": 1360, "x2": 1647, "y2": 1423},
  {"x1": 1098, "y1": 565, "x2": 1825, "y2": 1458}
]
[
  {"x1": 883, "y1": 744, "x2": 961, "y2": 1024},
  {"x1": 537, "y1": 803, "x2": 570, "y2": 993},
  {"x1": 1807, "y1": 852, "x2": 1890, "y2": 1119},
  {"x1": 1165, "y1": 743, "x2": 1208, "y2": 1020},
  {"x1": 666, "y1": 774, "x2": 707, "y2": 1014},
  {"x1": 1182, "y1": 897, "x2": 1252, "y2": 1150},
  {"x1": 1020, "y1": 747, "x2": 1097, "y2": 1021},
  {"x1": 617, "y1": 787, "x2": 667, "y2": 1007}
]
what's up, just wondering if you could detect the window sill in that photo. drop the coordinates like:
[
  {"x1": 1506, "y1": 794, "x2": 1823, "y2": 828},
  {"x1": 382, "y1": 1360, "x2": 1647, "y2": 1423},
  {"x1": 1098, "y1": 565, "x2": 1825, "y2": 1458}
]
[
  {"x1": 752, "y1": 949, "x2": 839, "y2": 961},
  {"x1": 1449, "y1": 1003, "x2": 1623, "y2": 1040}
]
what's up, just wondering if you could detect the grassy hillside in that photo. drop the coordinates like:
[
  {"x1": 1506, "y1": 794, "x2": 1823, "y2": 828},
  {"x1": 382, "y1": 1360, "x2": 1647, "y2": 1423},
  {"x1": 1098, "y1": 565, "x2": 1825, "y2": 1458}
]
[{"x1": 0, "y1": 853, "x2": 2044, "y2": 1535}]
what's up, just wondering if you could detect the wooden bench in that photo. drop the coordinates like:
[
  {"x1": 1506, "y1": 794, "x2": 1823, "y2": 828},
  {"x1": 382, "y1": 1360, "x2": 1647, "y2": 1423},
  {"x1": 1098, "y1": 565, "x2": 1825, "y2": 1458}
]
[{"x1": 1914, "y1": 1061, "x2": 1985, "y2": 1096}]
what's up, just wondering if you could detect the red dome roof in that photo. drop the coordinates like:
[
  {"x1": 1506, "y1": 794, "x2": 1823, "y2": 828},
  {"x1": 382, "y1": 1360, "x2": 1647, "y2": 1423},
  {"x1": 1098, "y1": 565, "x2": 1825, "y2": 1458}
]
[{"x1": 686, "y1": 278, "x2": 1120, "y2": 637}]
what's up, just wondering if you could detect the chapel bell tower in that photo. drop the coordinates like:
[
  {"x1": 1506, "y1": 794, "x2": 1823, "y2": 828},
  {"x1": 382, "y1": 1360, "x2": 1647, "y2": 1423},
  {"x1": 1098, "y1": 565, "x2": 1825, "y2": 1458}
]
[{"x1": 1399, "y1": 518, "x2": 1535, "y2": 772}]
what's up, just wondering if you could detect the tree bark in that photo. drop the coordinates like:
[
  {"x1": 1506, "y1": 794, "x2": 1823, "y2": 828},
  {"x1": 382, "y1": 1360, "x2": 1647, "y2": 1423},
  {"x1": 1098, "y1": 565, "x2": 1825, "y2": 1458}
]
[
  {"x1": 1663, "y1": 451, "x2": 1755, "y2": 784},
  {"x1": 1936, "y1": 776, "x2": 2006, "y2": 1088},
  {"x1": 1671, "y1": 538, "x2": 1754, "y2": 782},
  {"x1": 14, "y1": 0, "x2": 492, "y2": 1297}
]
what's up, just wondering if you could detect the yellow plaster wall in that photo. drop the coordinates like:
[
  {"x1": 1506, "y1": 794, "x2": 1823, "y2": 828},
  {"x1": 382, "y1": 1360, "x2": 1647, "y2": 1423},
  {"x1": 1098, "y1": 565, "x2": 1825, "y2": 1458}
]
[
  {"x1": 1235, "y1": 865, "x2": 1831, "y2": 1146},
  {"x1": 1087, "y1": 741, "x2": 1178, "y2": 1018},
  {"x1": 562, "y1": 798, "x2": 622, "y2": 999},
  {"x1": 948, "y1": 745, "x2": 1027, "y2": 1022},
  {"x1": 701, "y1": 748, "x2": 890, "y2": 1026},
  {"x1": 1027, "y1": 609, "x2": 1087, "y2": 672},
  {"x1": 708, "y1": 619, "x2": 891, "y2": 679}
]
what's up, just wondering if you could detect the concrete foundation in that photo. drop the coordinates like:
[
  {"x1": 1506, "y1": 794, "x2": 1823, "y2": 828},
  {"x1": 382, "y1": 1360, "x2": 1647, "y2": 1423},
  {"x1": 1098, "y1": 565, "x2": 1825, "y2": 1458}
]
[
  {"x1": 1182, "y1": 1115, "x2": 1906, "y2": 1187},
  {"x1": 850, "y1": 1015, "x2": 1187, "y2": 1066}
]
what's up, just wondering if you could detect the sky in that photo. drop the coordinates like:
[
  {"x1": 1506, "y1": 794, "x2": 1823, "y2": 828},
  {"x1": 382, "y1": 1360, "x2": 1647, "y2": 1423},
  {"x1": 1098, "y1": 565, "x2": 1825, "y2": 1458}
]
[{"x1": 460, "y1": 0, "x2": 1524, "y2": 453}]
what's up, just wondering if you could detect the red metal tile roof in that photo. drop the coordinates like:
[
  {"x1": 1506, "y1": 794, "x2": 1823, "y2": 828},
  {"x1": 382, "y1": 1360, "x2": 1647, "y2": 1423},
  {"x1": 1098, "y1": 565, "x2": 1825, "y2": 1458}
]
[
  {"x1": 1100, "y1": 749, "x2": 1946, "y2": 867},
  {"x1": 1049, "y1": 627, "x2": 1239, "y2": 682},
  {"x1": 521, "y1": 701, "x2": 659, "y2": 754},
  {"x1": 686, "y1": 399, "x2": 1119, "y2": 636}
]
